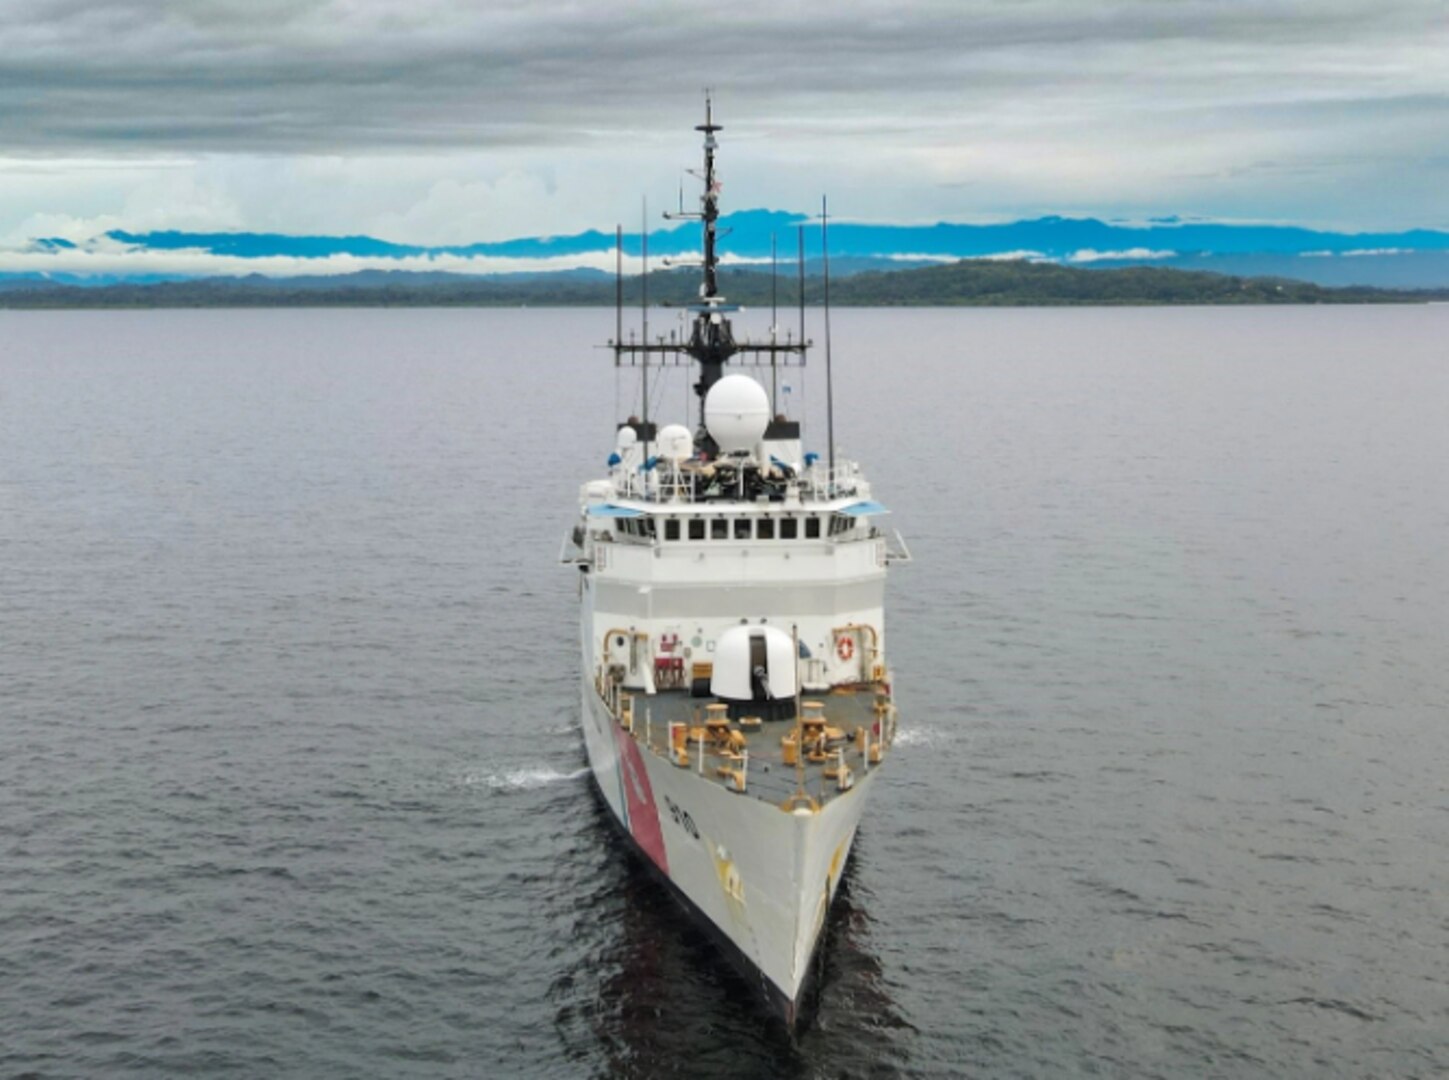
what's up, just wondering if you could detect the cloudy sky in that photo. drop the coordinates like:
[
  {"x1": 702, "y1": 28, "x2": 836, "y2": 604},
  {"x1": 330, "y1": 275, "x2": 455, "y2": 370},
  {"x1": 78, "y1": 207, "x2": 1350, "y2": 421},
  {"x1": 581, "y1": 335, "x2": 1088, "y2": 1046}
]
[{"x1": 3, "y1": 0, "x2": 1448, "y2": 255}]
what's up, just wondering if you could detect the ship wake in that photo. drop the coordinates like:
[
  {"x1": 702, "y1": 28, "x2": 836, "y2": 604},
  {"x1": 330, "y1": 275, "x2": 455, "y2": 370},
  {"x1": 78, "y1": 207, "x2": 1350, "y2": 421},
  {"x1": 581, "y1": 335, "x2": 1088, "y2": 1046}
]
[{"x1": 467, "y1": 765, "x2": 590, "y2": 792}]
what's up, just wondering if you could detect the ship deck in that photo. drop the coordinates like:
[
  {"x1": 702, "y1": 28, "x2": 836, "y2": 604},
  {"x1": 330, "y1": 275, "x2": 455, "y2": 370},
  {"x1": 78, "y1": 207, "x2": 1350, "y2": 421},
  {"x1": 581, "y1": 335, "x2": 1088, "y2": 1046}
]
[{"x1": 605, "y1": 682, "x2": 896, "y2": 808}]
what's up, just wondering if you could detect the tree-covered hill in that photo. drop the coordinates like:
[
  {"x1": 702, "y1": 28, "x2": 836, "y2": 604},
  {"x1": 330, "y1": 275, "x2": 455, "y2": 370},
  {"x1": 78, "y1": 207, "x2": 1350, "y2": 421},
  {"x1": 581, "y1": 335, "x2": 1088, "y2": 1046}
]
[{"x1": 2, "y1": 259, "x2": 1442, "y2": 308}]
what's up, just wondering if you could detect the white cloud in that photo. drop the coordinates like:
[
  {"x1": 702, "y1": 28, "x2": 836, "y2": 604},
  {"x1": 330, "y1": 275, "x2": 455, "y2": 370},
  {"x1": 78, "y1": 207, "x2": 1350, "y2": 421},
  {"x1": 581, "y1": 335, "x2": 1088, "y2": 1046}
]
[
  {"x1": 0, "y1": 243, "x2": 643, "y2": 279},
  {"x1": 1298, "y1": 247, "x2": 1418, "y2": 258},
  {"x1": 1066, "y1": 248, "x2": 1177, "y2": 263},
  {"x1": 960, "y1": 250, "x2": 1049, "y2": 262}
]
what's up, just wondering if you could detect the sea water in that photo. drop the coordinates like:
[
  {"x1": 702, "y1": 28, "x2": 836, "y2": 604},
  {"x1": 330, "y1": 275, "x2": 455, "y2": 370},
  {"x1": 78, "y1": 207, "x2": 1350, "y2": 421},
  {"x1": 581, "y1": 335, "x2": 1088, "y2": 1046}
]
[{"x1": 3, "y1": 306, "x2": 1447, "y2": 1077}]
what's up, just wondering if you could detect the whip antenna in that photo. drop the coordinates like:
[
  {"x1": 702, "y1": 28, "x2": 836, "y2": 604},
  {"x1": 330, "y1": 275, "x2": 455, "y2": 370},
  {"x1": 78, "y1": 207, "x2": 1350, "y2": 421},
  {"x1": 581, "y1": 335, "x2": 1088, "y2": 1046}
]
[
  {"x1": 822, "y1": 195, "x2": 835, "y2": 478},
  {"x1": 797, "y1": 225, "x2": 805, "y2": 359},
  {"x1": 771, "y1": 232, "x2": 779, "y2": 413},
  {"x1": 641, "y1": 198, "x2": 650, "y2": 466}
]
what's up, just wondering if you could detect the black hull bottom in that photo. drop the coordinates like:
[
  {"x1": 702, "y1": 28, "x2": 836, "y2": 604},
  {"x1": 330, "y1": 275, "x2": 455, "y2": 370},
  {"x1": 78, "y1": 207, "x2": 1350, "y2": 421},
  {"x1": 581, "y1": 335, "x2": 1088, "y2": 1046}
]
[{"x1": 586, "y1": 774, "x2": 824, "y2": 1033}]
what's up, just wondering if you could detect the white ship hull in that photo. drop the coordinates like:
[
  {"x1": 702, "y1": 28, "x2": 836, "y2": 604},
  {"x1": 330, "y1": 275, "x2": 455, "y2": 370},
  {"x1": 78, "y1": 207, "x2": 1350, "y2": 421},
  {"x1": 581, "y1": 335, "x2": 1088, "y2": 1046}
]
[
  {"x1": 565, "y1": 99, "x2": 908, "y2": 1029},
  {"x1": 579, "y1": 675, "x2": 873, "y2": 1022}
]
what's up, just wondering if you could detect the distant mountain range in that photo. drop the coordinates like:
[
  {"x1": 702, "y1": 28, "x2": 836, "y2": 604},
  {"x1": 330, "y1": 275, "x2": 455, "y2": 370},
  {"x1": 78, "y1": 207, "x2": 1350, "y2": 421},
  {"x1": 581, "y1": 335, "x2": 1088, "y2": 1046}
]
[
  {"x1": 8, "y1": 210, "x2": 1449, "y2": 290},
  {"x1": 88, "y1": 211, "x2": 1449, "y2": 262}
]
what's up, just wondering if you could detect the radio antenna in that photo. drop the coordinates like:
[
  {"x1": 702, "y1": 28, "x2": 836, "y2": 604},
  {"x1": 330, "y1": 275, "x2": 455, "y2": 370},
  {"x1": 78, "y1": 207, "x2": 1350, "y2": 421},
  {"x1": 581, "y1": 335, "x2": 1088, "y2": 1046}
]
[
  {"x1": 770, "y1": 232, "x2": 779, "y2": 413},
  {"x1": 797, "y1": 225, "x2": 805, "y2": 361},
  {"x1": 822, "y1": 196, "x2": 835, "y2": 478},
  {"x1": 641, "y1": 198, "x2": 650, "y2": 467}
]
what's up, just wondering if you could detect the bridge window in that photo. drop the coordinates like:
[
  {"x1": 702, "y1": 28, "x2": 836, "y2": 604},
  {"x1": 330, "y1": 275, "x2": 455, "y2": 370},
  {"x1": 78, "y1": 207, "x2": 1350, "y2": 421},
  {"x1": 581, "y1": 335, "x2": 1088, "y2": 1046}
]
[
  {"x1": 805, "y1": 517, "x2": 821, "y2": 539},
  {"x1": 734, "y1": 518, "x2": 751, "y2": 539},
  {"x1": 689, "y1": 518, "x2": 705, "y2": 540},
  {"x1": 664, "y1": 519, "x2": 680, "y2": 541},
  {"x1": 757, "y1": 518, "x2": 775, "y2": 540},
  {"x1": 711, "y1": 518, "x2": 728, "y2": 540},
  {"x1": 830, "y1": 514, "x2": 851, "y2": 537},
  {"x1": 780, "y1": 517, "x2": 798, "y2": 540}
]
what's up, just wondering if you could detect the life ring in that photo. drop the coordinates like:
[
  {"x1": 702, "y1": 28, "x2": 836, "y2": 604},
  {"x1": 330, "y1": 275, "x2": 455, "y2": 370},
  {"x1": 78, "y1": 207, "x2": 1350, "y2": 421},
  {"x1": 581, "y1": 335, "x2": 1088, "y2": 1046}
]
[{"x1": 836, "y1": 636, "x2": 855, "y2": 662}]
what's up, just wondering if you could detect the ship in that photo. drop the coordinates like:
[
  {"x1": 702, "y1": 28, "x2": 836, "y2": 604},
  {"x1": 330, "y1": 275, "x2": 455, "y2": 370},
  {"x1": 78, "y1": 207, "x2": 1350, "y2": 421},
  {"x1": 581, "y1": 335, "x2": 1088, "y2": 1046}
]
[{"x1": 562, "y1": 99, "x2": 911, "y2": 1027}]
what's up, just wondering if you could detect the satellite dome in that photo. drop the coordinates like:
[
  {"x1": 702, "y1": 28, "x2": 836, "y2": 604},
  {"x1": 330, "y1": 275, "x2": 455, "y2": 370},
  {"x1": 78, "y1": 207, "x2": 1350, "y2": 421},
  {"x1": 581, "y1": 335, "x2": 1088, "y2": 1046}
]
[
  {"x1": 656, "y1": 423, "x2": 694, "y2": 462},
  {"x1": 704, "y1": 375, "x2": 770, "y2": 453},
  {"x1": 615, "y1": 426, "x2": 638, "y2": 451}
]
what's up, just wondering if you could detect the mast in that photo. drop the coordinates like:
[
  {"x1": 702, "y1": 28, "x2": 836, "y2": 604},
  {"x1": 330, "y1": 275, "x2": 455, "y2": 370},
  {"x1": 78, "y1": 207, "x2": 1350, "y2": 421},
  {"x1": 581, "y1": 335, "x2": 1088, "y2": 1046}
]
[
  {"x1": 687, "y1": 92, "x2": 732, "y2": 450},
  {"x1": 616, "y1": 97, "x2": 809, "y2": 458},
  {"x1": 699, "y1": 95, "x2": 721, "y2": 303}
]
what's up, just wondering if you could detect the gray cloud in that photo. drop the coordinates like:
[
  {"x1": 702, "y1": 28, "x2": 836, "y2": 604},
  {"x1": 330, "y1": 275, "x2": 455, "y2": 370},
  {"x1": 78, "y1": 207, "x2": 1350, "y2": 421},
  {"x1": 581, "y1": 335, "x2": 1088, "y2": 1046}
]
[
  {"x1": 3, "y1": 0, "x2": 1445, "y2": 153},
  {"x1": 2, "y1": 1, "x2": 1448, "y2": 235}
]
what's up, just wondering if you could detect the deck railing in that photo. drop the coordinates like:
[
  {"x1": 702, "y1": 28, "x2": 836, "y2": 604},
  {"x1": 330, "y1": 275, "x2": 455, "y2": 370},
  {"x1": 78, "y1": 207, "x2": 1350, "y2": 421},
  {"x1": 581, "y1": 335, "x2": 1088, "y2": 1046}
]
[{"x1": 611, "y1": 461, "x2": 863, "y2": 505}]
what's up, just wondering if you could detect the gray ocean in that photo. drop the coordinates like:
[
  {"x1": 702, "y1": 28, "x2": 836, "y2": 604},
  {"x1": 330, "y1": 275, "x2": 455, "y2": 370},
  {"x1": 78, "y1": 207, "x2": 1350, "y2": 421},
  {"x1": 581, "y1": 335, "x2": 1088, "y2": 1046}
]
[{"x1": 2, "y1": 306, "x2": 1447, "y2": 1078}]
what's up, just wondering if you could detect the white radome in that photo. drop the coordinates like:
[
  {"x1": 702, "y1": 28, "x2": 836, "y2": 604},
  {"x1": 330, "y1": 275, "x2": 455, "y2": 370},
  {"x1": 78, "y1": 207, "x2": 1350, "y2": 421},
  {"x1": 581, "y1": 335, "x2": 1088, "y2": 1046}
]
[
  {"x1": 656, "y1": 423, "x2": 694, "y2": 462},
  {"x1": 704, "y1": 374, "x2": 770, "y2": 453}
]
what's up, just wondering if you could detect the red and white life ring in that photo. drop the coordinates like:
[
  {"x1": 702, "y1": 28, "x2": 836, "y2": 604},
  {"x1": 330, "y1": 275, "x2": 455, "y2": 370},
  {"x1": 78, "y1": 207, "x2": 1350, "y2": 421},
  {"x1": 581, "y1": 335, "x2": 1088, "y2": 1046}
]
[{"x1": 836, "y1": 636, "x2": 855, "y2": 662}]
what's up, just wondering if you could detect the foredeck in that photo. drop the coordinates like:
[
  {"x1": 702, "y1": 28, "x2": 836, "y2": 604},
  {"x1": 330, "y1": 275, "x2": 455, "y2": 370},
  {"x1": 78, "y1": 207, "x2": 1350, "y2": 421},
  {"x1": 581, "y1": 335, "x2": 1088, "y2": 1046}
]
[{"x1": 598, "y1": 678, "x2": 897, "y2": 808}]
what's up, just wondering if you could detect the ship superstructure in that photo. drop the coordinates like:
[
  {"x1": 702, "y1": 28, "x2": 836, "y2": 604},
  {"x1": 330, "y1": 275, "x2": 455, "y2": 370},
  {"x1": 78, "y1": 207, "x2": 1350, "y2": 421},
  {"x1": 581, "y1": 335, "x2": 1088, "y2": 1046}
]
[{"x1": 562, "y1": 100, "x2": 910, "y2": 1026}]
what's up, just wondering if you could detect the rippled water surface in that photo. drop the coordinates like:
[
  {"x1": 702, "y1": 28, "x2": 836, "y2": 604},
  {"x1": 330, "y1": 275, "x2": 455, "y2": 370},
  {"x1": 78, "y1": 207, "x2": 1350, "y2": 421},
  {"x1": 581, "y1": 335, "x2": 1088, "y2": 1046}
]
[{"x1": 3, "y1": 306, "x2": 1447, "y2": 1077}]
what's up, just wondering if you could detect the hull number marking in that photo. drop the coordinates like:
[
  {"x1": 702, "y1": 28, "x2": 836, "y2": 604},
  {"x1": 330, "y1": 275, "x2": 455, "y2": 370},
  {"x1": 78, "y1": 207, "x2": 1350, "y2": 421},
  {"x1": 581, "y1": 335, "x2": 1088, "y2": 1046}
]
[{"x1": 663, "y1": 796, "x2": 701, "y2": 840}]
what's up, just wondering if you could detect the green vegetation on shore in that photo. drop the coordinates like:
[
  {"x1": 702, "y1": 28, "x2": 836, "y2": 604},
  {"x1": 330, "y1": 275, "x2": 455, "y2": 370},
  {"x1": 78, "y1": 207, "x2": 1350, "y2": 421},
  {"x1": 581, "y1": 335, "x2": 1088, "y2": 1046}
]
[{"x1": 3, "y1": 259, "x2": 1443, "y2": 309}]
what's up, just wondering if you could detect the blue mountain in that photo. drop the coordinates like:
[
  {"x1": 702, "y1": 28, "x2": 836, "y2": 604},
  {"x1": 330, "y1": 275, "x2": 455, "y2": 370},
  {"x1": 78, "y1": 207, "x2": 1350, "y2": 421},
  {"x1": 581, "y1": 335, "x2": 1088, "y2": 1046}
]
[
  {"x1": 14, "y1": 212, "x2": 1449, "y2": 288},
  {"x1": 104, "y1": 211, "x2": 1449, "y2": 260}
]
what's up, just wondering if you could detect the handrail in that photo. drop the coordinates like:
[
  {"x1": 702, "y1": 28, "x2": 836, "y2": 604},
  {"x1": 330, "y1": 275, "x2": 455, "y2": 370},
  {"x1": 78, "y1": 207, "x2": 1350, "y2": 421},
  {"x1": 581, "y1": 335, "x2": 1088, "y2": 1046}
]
[{"x1": 605, "y1": 461, "x2": 864, "y2": 506}]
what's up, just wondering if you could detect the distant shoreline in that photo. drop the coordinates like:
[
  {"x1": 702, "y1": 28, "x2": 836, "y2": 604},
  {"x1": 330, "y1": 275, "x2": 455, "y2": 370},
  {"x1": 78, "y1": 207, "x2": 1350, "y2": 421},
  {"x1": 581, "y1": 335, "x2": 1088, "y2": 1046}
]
[{"x1": 3, "y1": 259, "x2": 1446, "y2": 309}]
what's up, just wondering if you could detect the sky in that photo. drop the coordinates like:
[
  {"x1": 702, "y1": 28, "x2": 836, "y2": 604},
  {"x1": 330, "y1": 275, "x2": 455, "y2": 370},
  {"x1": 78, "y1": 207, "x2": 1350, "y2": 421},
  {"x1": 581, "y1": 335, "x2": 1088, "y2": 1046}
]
[{"x1": 3, "y1": 0, "x2": 1448, "y2": 271}]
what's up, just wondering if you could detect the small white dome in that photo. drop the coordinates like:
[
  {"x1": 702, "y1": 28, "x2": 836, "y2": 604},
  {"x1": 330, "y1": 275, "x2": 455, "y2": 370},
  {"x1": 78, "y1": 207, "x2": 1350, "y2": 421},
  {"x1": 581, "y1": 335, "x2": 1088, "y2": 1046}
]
[
  {"x1": 656, "y1": 423, "x2": 694, "y2": 462},
  {"x1": 616, "y1": 426, "x2": 638, "y2": 450},
  {"x1": 704, "y1": 375, "x2": 770, "y2": 453}
]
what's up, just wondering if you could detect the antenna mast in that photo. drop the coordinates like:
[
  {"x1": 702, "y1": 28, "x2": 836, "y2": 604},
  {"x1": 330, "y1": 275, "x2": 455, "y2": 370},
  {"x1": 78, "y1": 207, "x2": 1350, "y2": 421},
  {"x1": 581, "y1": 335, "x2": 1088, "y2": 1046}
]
[
  {"x1": 770, "y1": 232, "x2": 779, "y2": 413},
  {"x1": 688, "y1": 92, "x2": 729, "y2": 441},
  {"x1": 797, "y1": 226, "x2": 805, "y2": 364},
  {"x1": 822, "y1": 196, "x2": 835, "y2": 477},
  {"x1": 611, "y1": 96, "x2": 809, "y2": 455},
  {"x1": 641, "y1": 199, "x2": 650, "y2": 466}
]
